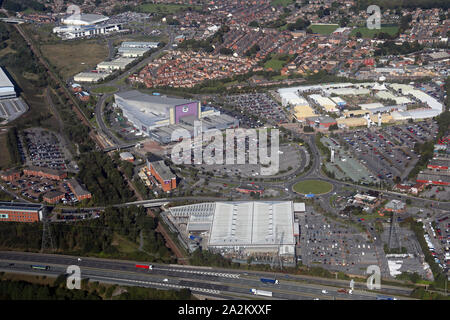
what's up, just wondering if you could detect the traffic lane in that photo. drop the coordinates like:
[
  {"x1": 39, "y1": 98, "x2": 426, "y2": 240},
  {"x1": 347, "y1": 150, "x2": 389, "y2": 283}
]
[
  {"x1": 0, "y1": 260, "x2": 361, "y2": 300},
  {"x1": 0, "y1": 251, "x2": 412, "y2": 297},
  {"x1": 212, "y1": 276, "x2": 373, "y2": 300},
  {"x1": 0, "y1": 263, "x2": 296, "y2": 299},
  {"x1": 0, "y1": 252, "x2": 245, "y2": 283},
  {"x1": 0, "y1": 263, "x2": 229, "y2": 297}
]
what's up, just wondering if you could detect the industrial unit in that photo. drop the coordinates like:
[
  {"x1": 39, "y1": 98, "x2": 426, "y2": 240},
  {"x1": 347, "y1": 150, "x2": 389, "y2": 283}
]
[
  {"x1": 278, "y1": 82, "x2": 444, "y2": 127},
  {"x1": 0, "y1": 67, "x2": 15, "y2": 99},
  {"x1": 114, "y1": 91, "x2": 239, "y2": 143},
  {"x1": 97, "y1": 57, "x2": 135, "y2": 73},
  {"x1": 167, "y1": 201, "x2": 301, "y2": 264},
  {"x1": 73, "y1": 72, "x2": 106, "y2": 83},
  {"x1": 114, "y1": 90, "x2": 202, "y2": 132},
  {"x1": 118, "y1": 42, "x2": 159, "y2": 57}
]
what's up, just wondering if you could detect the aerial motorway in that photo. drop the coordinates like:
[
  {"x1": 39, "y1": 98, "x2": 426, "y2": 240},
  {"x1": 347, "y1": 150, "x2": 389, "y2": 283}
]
[{"x1": 0, "y1": 251, "x2": 414, "y2": 300}]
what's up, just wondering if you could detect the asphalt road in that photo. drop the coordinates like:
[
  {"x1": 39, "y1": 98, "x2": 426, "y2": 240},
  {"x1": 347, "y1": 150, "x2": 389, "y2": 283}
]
[{"x1": 0, "y1": 251, "x2": 413, "y2": 300}]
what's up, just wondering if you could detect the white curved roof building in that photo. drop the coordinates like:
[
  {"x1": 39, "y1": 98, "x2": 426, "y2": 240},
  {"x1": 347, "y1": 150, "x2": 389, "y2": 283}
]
[
  {"x1": 0, "y1": 67, "x2": 15, "y2": 100},
  {"x1": 62, "y1": 13, "x2": 109, "y2": 26}
]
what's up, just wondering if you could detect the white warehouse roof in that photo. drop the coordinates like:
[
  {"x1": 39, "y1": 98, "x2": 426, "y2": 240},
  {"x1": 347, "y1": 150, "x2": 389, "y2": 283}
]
[
  {"x1": 0, "y1": 67, "x2": 15, "y2": 98},
  {"x1": 208, "y1": 201, "x2": 295, "y2": 247},
  {"x1": 278, "y1": 91, "x2": 309, "y2": 107}
]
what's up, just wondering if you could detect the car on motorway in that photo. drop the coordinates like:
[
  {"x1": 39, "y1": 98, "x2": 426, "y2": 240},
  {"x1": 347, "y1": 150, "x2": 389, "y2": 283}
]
[{"x1": 321, "y1": 290, "x2": 328, "y2": 294}]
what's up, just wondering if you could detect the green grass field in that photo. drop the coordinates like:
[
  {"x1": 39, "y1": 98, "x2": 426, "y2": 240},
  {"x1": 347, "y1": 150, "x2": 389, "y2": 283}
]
[
  {"x1": 41, "y1": 41, "x2": 108, "y2": 80},
  {"x1": 350, "y1": 25, "x2": 399, "y2": 38},
  {"x1": 271, "y1": 0, "x2": 295, "y2": 6},
  {"x1": 264, "y1": 58, "x2": 286, "y2": 71},
  {"x1": 293, "y1": 180, "x2": 333, "y2": 195},
  {"x1": 309, "y1": 24, "x2": 339, "y2": 35},
  {"x1": 112, "y1": 233, "x2": 139, "y2": 254}
]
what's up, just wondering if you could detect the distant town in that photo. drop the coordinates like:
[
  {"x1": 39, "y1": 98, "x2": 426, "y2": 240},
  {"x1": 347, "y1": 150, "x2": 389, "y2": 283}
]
[{"x1": 0, "y1": 0, "x2": 448, "y2": 303}]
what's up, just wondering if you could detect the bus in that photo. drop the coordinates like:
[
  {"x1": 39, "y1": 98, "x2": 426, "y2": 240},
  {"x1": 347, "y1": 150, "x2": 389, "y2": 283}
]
[
  {"x1": 376, "y1": 295, "x2": 396, "y2": 300},
  {"x1": 30, "y1": 265, "x2": 50, "y2": 270}
]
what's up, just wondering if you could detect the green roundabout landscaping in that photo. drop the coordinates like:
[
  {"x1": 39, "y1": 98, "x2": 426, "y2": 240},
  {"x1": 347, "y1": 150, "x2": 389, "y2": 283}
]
[{"x1": 293, "y1": 180, "x2": 333, "y2": 195}]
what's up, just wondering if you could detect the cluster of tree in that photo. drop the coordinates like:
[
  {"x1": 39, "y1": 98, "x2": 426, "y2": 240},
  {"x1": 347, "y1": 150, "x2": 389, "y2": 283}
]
[
  {"x1": 298, "y1": 266, "x2": 334, "y2": 278},
  {"x1": 48, "y1": 89, "x2": 95, "y2": 153},
  {"x1": 341, "y1": 205, "x2": 364, "y2": 216},
  {"x1": 0, "y1": 206, "x2": 174, "y2": 262},
  {"x1": 396, "y1": 271, "x2": 423, "y2": 283},
  {"x1": 0, "y1": 24, "x2": 48, "y2": 88},
  {"x1": 0, "y1": 23, "x2": 9, "y2": 50},
  {"x1": 410, "y1": 287, "x2": 450, "y2": 300},
  {"x1": 317, "y1": 6, "x2": 331, "y2": 18},
  {"x1": 244, "y1": 44, "x2": 260, "y2": 57},
  {"x1": 165, "y1": 17, "x2": 180, "y2": 25},
  {"x1": 5, "y1": 127, "x2": 21, "y2": 167},
  {"x1": 399, "y1": 14, "x2": 413, "y2": 32},
  {"x1": 0, "y1": 191, "x2": 14, "y2": 201},
  {"x1": 2, "y1": 0, "x2": 46, "y2": 12},
  {"x1": 111, "y1": 4, "x2": 135, "y2": 15},
  {"x1": 248, "y1": 20, "x2": 259, "y2": 28},
  {"x1": 0, "y1": 279, "x2": 101, "y2": 300},
  {"x1": 328, "y1": 124, "x2": 338, "y2": 131},
  {"x1": 0, "y1": 275, "x2": 192, "y2": 300},
  {"x1": 178, "y1": 25, "x2": 230, "y2": 53},
  {"x1": 115, "y1": 285, "x2": 191, "y2": 300},
  {"x1": 287, "y1": 18, "x2": 311, "y2": 31},
  {"x1": 219, "y1": 47, "x2": 234, "y2": 55},
  {"x1": 77, "y1": 152, "x2": 136, "y2": 206},
  {"x1": 315, "y1": 132, "x2": 331, "y2": 161},
  {"x1": 408, "y1": 110, "x2": 449, "y2": 178},
  {"x1": 402, "y1": 217, "x2": 449, "y2": 290},
  {"x1": 261, "y1": 16, "x2": 287, "y2": 29},
  {"x1": 384, "y1": 244, "x2": 408, "y2": 254},
  {"x1": 374, "y1": 40, "x2": 423, "y2": 56},
  {"x1": 189, "y1": 249, "x2": 238, "y2": 269}
]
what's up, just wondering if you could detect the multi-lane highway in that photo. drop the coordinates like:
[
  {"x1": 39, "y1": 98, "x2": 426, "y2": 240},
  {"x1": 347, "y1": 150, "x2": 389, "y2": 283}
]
[{"x1": 0, "y1": 251, "x2": 413, "y2": 300}]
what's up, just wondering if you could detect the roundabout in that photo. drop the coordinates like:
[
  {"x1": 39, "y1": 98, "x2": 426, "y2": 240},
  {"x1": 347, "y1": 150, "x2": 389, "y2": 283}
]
[{"x1": 293, "y1": 180, "x2": 333, "y2": 195}]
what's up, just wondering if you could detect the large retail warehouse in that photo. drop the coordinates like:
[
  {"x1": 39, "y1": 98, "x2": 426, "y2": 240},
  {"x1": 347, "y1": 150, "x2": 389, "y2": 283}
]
[
  {"x1": 114, "y1": 90, "x2": 239, "y2": 143},
  {"x1": 167, "y1": 201, "x2": 301, "y2": 265},
  {"x1": 114, "y1": 90, "x2": 202, "y2": 133}
]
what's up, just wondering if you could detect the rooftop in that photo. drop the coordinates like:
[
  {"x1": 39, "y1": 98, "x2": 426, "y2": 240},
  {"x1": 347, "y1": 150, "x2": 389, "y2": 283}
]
[
  {"x1": 0, "y1": 201, "x2": 43, "y2": 212},
  {"x1": 208, "y1": 201, "x2": 296, "y2": 247},
  {"x1": 0, "y1": 67, "x2": 14, "y2": 89},
  {"x1": 150, "y1": 160, "x2": 176, "y2": 181},
  {"x1": 67, "y1": 178, "x2": 91, "y2": 197}
]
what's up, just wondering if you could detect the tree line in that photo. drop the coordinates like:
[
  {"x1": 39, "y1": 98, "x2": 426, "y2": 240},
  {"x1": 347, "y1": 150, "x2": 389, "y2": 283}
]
[
  {"x1": 0, "y1": 276, "x2": 192, "y2": 300},
  {"x1": 5, "y1": 126, "x2": 21, "y2": 167},
  {"x1": 77, "y1": 152, "x2": 136, "y2": 206},
  {"x1": 0, "y1": 206, "x2": 174, "y2": 263}
]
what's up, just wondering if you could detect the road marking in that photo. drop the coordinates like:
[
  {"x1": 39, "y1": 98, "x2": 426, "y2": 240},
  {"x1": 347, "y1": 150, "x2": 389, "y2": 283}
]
[{"x1": 95, "y1": 276, "x2": 220, "y2": 295}]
